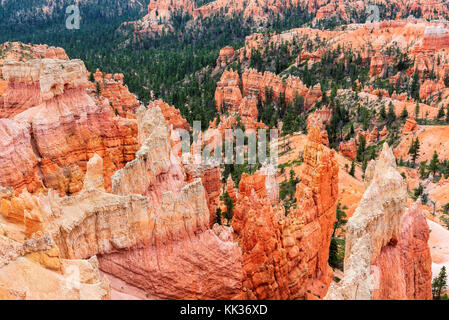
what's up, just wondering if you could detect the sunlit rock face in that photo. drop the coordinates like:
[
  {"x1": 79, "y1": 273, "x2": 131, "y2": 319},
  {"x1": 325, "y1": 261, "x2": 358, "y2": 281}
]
[
  {"x1": 325, "y1": 143, "x2": 432, "y2": 300},
  {"x1": 1, "y1": 59, "x2": 87, "y2": 118},
  {"x1": 292, "y1": 126, "x2": 339, "y2": 299},
  {"x1": 89, "y1": 69, "x2": 140, "y2": 118},
  {"x1": 231, "y1": 127, "x2": 338, "y2": 300},
  {"x1": 0, "y1": 157, "x2": 114, "y2": 300},
  {"x1": 0, "y1": 119, "x2": 43, "y2": 194},
  {"x1": 0, "y1": 58, "x2": 139, "y2": 196},
  {"x1": 98, "y1": 106, "x2": 243, "y2": 300}
]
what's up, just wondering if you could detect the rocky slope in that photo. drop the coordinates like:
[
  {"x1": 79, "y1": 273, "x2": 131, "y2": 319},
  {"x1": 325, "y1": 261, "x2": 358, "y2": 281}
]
[
  {"x1": 0, "y1": 58, "x2": 138, "y2": 195},
  {"x1": 89, "y1": 69, "x2": 140, "y2": 118},
  {"x1": 325, "y1": 143, "x2": 432, "y2": 300},
  {"x1": 0, "y1": 29, "x2": 442, "y2": 300},
  {"x1": 231, "y1": 127, "x2": 338, "y2": 299},
  {"x1": 125, "y1": 0, "x2": 449, "y2": 35}
]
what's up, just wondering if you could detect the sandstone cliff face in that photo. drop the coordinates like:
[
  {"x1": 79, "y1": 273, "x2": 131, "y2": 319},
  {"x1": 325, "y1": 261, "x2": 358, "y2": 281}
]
[
  {"x1": 0, "y1": 119, "x2": 42, "y2": 194},
  {"x1": 338, "y1": 139, "x2": 357, "y2": 160},
  {"x1": 148, "y1": 100, "x2": 190, "y2": 131},
  {"x1": 215, "y1": 70, "x2": 243, "y2": 114},
  {"x1": 231, "y1": 127, "x2": 338, "y2": 300},
  {"x1": 0, "y1": 190, "x2": 110, "y2": 301},
  {"x1": 185, "y1": 162, "x2": 221, "y2": 227},
  {"x1": 0, "y1": 239, "x2": 110, "y2": 300},
  {"x1": 0, "y1": 42, "x2": 68, "y2": 63},
  {"x1": 0, "y1": 122, "x2": 240, "y2": 300},
  {"x1": 99, "y1": 106, "x2": 243, "y2": 299},
  {"x1": 89, "y1": 69, "x2": 140, "y2": 118},
  {"x1": 403, "y1": 117, "x2": 418, "y2": 134},
  {"x1": 0, "y1": 58, "x2": 139, "y2": 195},
  {"x1": 241, "y1": 69, "x2": 320, "y2": 110},
  {"x1": 1, "y1": 59, "x2": 86, "y2": 118},
  {"x1": 217, "y1": 46, "x2": 235, "y2": 68},
  {"x1": 325, "y1": 143, "x2": 432, "y2": 300},
  {"x1": 111, "y1": 106, "x2": 185, "y2": 203},
  {"x1": 213, "y1": 70, "x2": 267, "y2": 133},
  {"x1": 292, "y1": 126, "x2": 339, "y2": 298},
  {"x1": 99, "y1": 179, "x2": 243, "y2": 299},
  {"x1": 232, "y1": 190, "x2": 303, "y2": 299},
  {"x1": 232, "y1": 165, "x2": 307, "y2": 300},
  {"x1": 372, "y1": 201, "x2": 432, "y2": 300},
  {"x1": 214, "y1": 68, "x2": 320, "y2": 132},
  {"x1": 0, "y1": 155, "x2": 152, "y2": 260}
]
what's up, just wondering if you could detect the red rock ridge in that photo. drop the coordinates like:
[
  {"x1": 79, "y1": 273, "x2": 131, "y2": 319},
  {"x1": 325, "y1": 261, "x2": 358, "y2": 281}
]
[
  {"x1": 292, "y1": 126, "x2": 339, "y2": 298},
  {"x1": 99, "y1": 106, "x2": 243, "y2": 299},
  {"x1": 0, "y1": 120, "x2": 43, "y2": 195},
  {"x1": 326, "y1": 143, "x2": 432, "y2": 300},
  {"x1": 89, "y1": 69, "x2": 140, "y2": 118},
  {"x1": 232, "y1": 127, "x2": 338, "y2": 299},
  {"x1": 0, "y1": 58, "x2": 138, "y2": 195},
  {"x1": 242, "y1": 69, "x2": 321, "y2": 110},
  {"x1": 217, "y1": 46, "x2": 235, "y2": 68},
  {"x1": 148, "y1": 100, "x2": 190, "y2": 131}
]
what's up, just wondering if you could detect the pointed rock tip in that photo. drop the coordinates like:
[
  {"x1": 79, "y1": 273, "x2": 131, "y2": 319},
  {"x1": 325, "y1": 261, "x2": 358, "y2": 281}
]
[
  {"x1": 308, "y1": 126, "x2": 322, "y2": 144},
  {"x1": 378, "y1": 142, "x2": 396, "y2": 168}
]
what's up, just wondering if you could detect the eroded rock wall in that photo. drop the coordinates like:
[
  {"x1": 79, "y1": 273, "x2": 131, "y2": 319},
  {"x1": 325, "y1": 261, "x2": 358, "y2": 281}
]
[{"x1": 325, "y1": 143, "x2": 432, "y2": 300}]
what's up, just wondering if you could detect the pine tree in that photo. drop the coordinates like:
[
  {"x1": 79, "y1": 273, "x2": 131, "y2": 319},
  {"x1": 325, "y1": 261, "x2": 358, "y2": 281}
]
[
  {"x1": 328, "y1": 237, "x2": 339, "y2": 268},
  {"x1": 429, "y1": 151, "x2": 439, "y2": 176},
  {"x1": 387, "y1": 102, "x2": 396, "y2": 124},
  {"x1": 400, "y1": 106, "x2": 408, "y2": 119},
  {"x1": 215, "y1": 208, "x2": 222, "y2": 225},
  {"x1": 333, "y1": 202, "x2": 347, "y2": 236},
  {"x1": 356, "y1": 135, "x2": 366, "y2": 162},
  {"x1": 349, "y1": 123, "x2": 355, "y2": 137},
  {"x1": 432, "y1": 266, "x2": 447, "y2": 300},
  {"x1": 216, "y1": 113, "x2": 220, "y2": 126},
  {"x1": 349, "y1": 161, "x2": 355, "y2": 177},
  {"x1": 420, "y1": 161, "x2": 427, "y2": 178},
  {"x1": 95, "y1": 81, "x2": 101, "y2": 96},
  {"x1": 415, "y1": 101, "x2": 420, "y2": 119},
  {"x1": 446, "y1": 107, "x2": 449, "y2": 124},
  {"x1": 408, "y1": 137, "x2": 420, "y2": 166},
  {"x1": 438, "y1": 106, "x2": 445, "y2": 119},
  {"x1": 411, "y1": 72, "x2": 420, "y2": 100},
  {"x1": 379, "y1": 104, "x2": 386, "y2": 120},
  {"x1": 223, "y1": 192, "x2": 234, "y2": 225}
]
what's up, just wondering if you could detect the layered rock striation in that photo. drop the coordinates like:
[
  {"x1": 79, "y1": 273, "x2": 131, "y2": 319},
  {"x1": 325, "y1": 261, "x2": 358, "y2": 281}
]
[
  {"x1": 325, "y1": 143, "x2": 432, "y2": 300},
  {"x1": 0, "y1": 58, "x2": 139, "y2": 195},
  {"x1": 232, "y1": 127, "x2": 338, "y2": 299},
  {"x1": 99, "y1": 106, "x2": 243, "y2": 299}
]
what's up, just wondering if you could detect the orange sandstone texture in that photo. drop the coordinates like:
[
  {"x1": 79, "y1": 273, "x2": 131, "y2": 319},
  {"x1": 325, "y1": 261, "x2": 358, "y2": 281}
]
[
  {"x1": 97, "y1": 106, "x2": 243, "y2": 299},
  {"x1": 241, "y1": 69, "x2": 320, "y2": 110},
  {"x1": 232, "y1": 127, "x2": 339, "y2": 300},
  {"x1": 217, "y1": 46, "x2": 235, "y2": 68},
  {"x1": 185, "y1": 163, "x2": 222, "y2": 227},
  {"x1": 148, "y1": 100, "x2": 190, "y2": 131},
  {"x1": 326, "y1": 144, "x2": 432, "y2": 300},
  {"x1": 338, "y1": 139, "x2": 357, "y2": 160},
  {"x1": 88, "y1": 69, "x2": 140, "y2": 118},
  {"x1": 373, "y1": 202, "x2": 432, "y2": 300},
  {"x1": 136, "y1": 0, "x2": 449, "y2": 34},
  {"x1": 292, "y1": 126, "x2": 339, "y2": 298},
  {"x1": 403, "y1": 117, "x2": 419, "y2": 134},
  {"x1": 0, "y1": 119, "x2": 42, "y2": 194},
  {"x1": 215, "y1": 69, "x2": 243, "y2": 114},
  {"x1": 0, "y1": 59, "x2": 138, "y2": 195}
]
